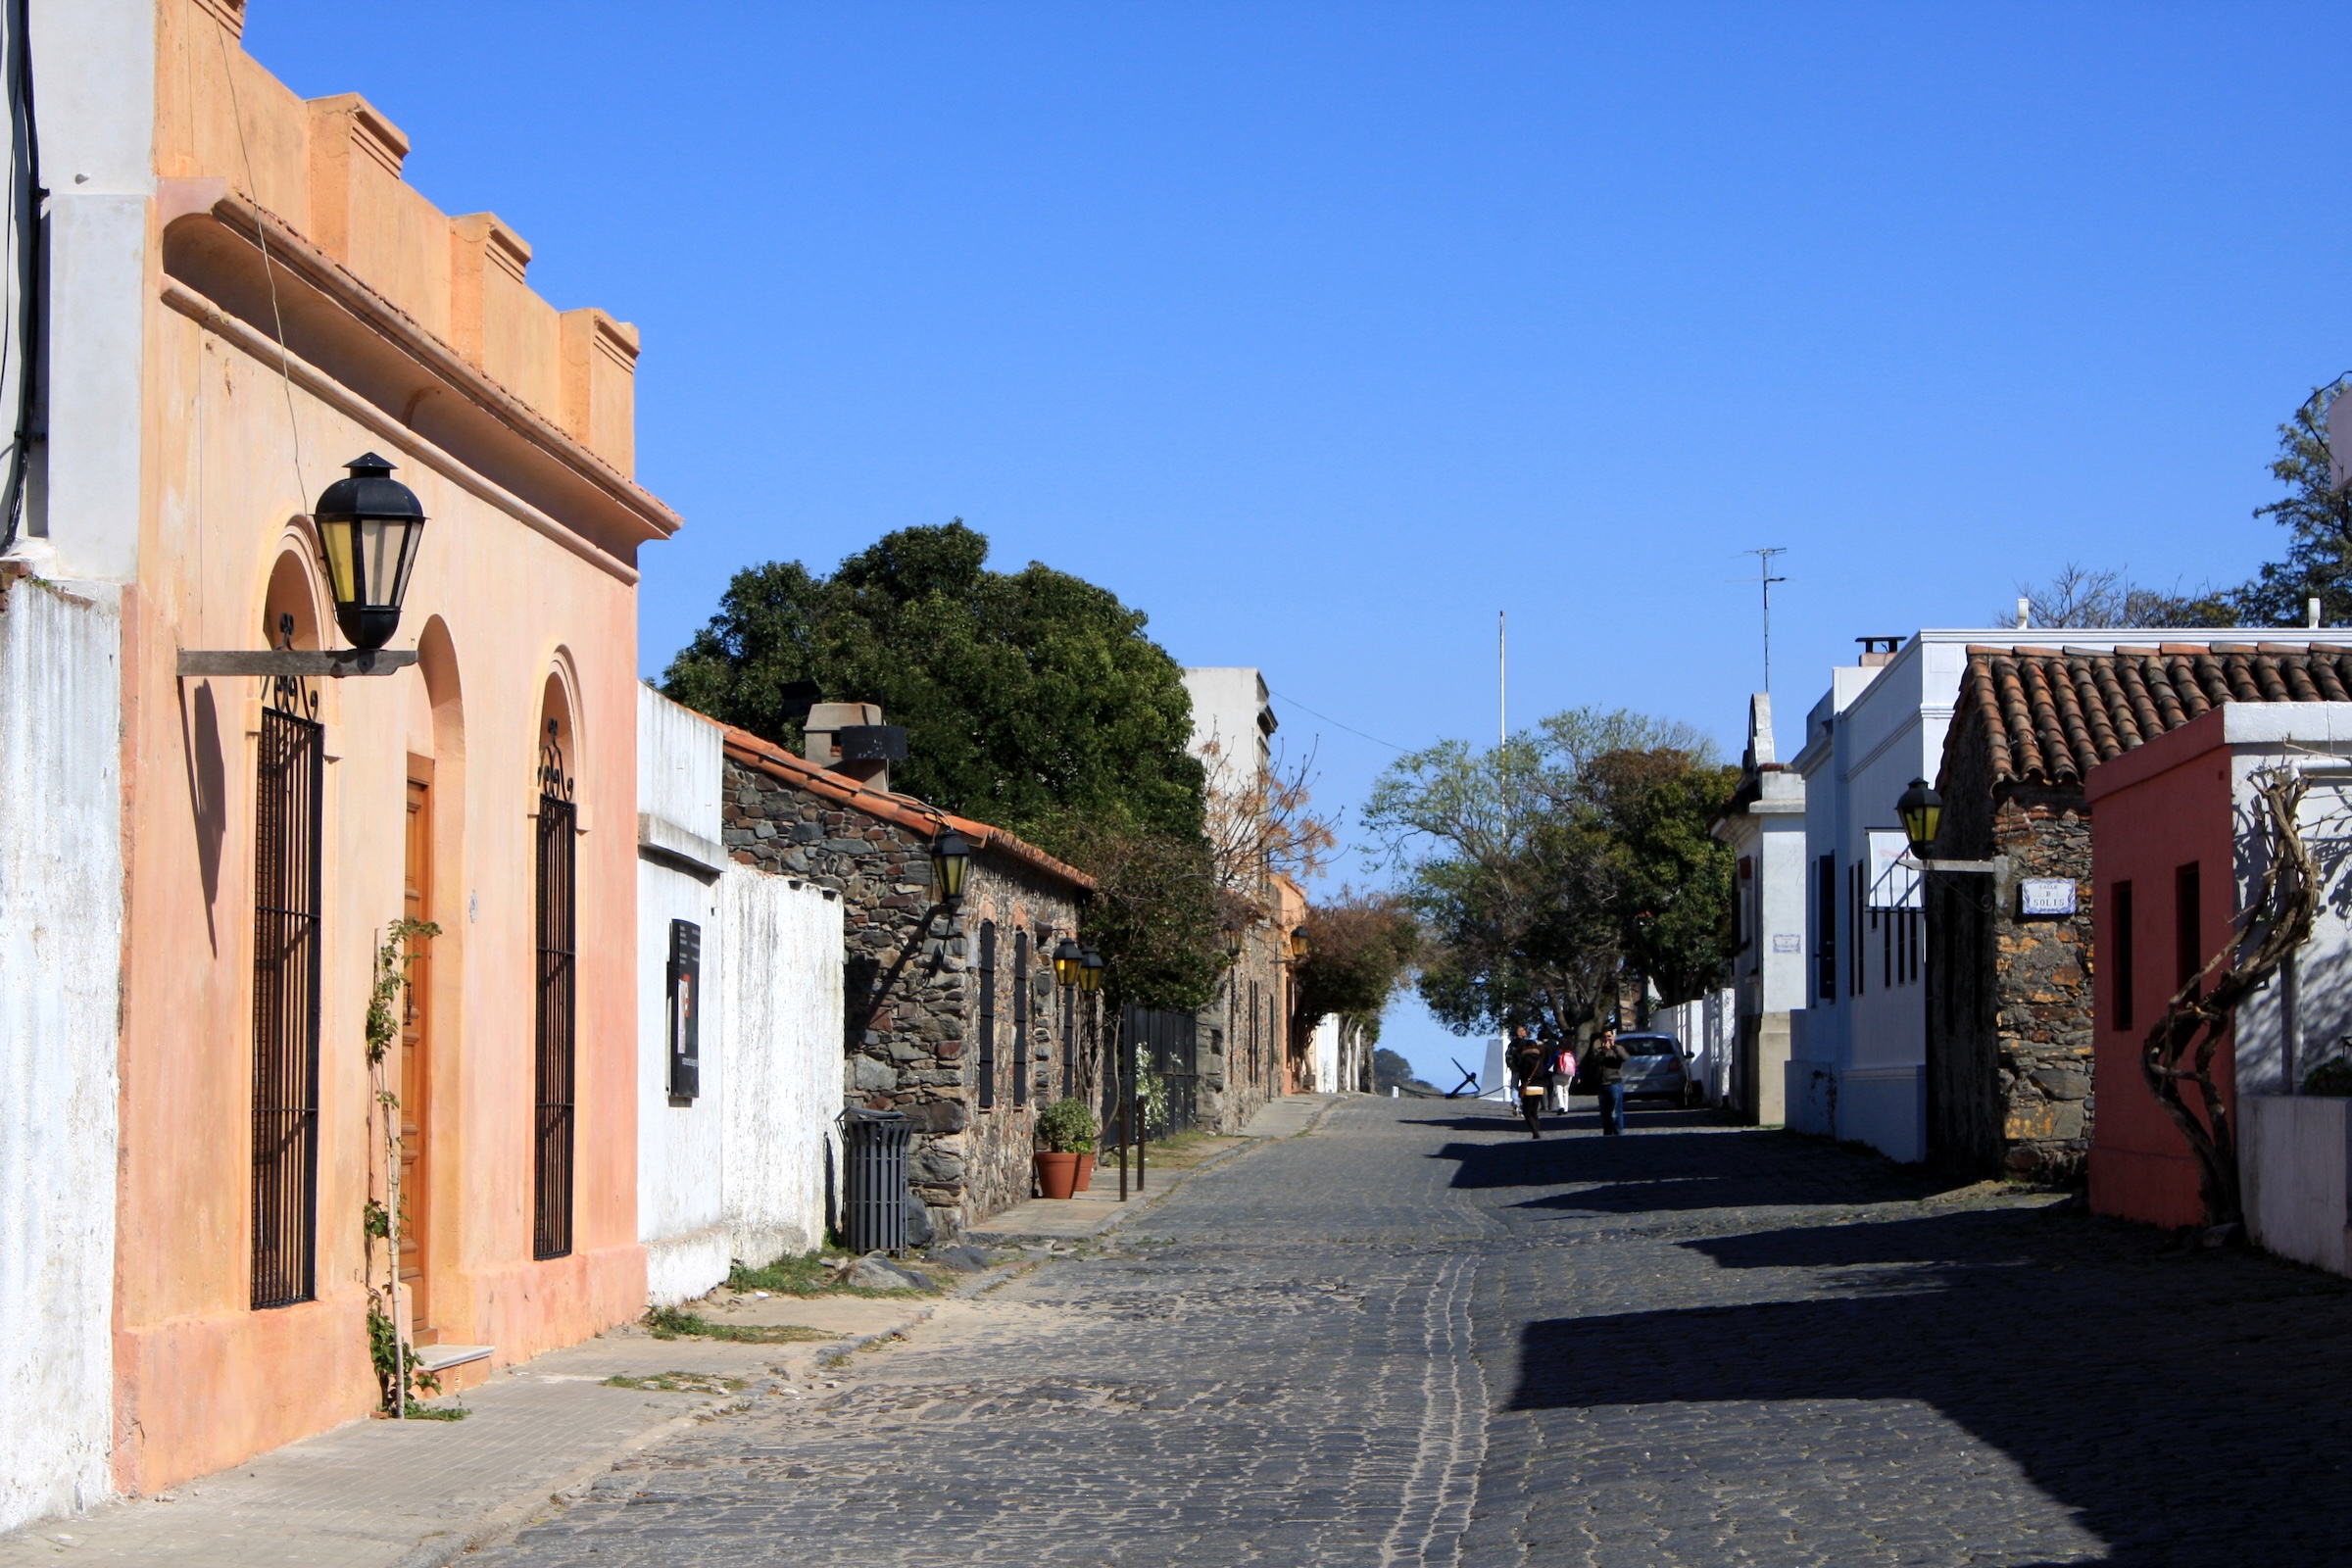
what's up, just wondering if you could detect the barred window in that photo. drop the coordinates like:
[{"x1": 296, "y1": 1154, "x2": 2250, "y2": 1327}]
[
  {"x1": 1816, "y1": 855, "x2": 1837, "y2": 1004},
  {"x1": 1012, "y1": 930, "x2": 1030, "y2": 1107},
  {"x1": 977, "y1": 921, "x2": 998, "y2": 1109},
  {"x1": 251, "y1": 678, "x2": 323, "y2": 1310},
  {"x1": 533, "y1": 722, "x2": 576, "y2": 1261}
]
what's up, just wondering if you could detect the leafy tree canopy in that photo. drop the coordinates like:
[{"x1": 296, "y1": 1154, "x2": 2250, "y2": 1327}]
[
  {"x1": 662, "y1": 521, "x2": 1206, "y2": 846},
  {"x1": 1365, "y1": 708, "x2": 1735, "y2": 1040}
]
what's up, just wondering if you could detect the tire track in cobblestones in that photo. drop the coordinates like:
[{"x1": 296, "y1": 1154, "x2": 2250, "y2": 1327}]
[{"x1": 1381, "y1": 1252, "x2": 1486, "y2": 1568}]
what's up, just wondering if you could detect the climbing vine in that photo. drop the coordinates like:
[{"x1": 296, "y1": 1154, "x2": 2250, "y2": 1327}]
[{"x1": 364, "y1": 917, "x2": 442, "y2": 1415}]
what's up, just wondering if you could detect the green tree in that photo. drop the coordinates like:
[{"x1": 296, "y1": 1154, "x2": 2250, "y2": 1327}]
[
  {"x1": 662, "y1": 521, "x2": 1206, "y2": 844},
  {"x1": 663, "y1": 521, "x2": 1224, "y2": 1011},
  {"x1": 2231, "y1": 379, "x2": 2352, "y2": 627},
  {"x1": 1365, "y1": 709, "x2": 1730, "y2": 1040},
  {"x1": 1294, "y1": 890, "x2": 1420, "y2": 1040}
]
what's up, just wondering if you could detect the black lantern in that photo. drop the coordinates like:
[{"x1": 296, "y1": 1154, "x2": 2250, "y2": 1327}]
[
  {"x1": 1221, "y1": 920, "x2": 1244, "y2": 958},
  {"x1": 1053, "y1": 936, "x2": 1084, "y2": 989},
  {"x1": 1897, "y1": 778, "x2": 1943, "y2": 863},
  {"x1": 1079, "y1": 946, "x2": 1103, "y2": 994},
  {"x1": 931, "y1": 829, "x2": 971, "y2": 906},
  {"x1": 314, "y1": 453, "x2": 426, "y2": 651}
]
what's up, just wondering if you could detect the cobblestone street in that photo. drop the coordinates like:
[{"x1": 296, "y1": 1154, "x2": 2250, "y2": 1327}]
[{"x1": 484, "y1": 1098, "x2": 2352, "y2": 1566}]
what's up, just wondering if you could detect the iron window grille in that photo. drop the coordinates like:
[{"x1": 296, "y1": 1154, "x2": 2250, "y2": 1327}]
[
  {"x1": 251, "y1": 651, "x2": 323, "y2": 1311},
  {"x1": 977, "y1": 921, "x2": 997, "y2": 1110},
  {"x1": 1011, "y1": 930, "x2": 1029, "y2": 1106},
  {"x1": 666, "y1": 918, "x2": 701, "y2": 1101},
  {"x1": 1816, "y1": 855, "x2": 1837, "y2": 1004},
  {"x1": 534, "y1": 721, "x2": 577, "y2": 1260}
]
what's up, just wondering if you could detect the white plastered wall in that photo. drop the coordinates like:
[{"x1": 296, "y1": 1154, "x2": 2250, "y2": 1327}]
[
  {"x1": 638, "y1": 688, "x2": 729, "y2": 1304},
  {"x1": 0, "y1": 582, "x2": 122, "y2": 1530},
  {"x1": 719, "y1": 866, "x2": 844, "y2": 1265},
  {"x1": 0, "y1": 0, "x2": 152, "y2": 1530}
]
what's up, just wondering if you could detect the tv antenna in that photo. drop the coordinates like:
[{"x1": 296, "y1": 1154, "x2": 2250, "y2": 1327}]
[{"x1": 1746, "y1": 548, "x2": 1788, "y2": 692}]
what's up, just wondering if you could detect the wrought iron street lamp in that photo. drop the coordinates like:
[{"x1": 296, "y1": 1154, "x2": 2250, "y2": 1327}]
[
  {"x1": 1897, "y1": 778, "x2": 1943, "y2": 864},
  {"x1": 1053, "y1": 936, "x2": 1084, "y2": 989},
  {"x1": 1079, "y1": 947, "x2": 1103, "y2": 994},
  {"x1": 1221, "y1": 920, "x2": 1244, "y2": 959},
  {"x1": 314, "y1": 453, "x2": 427, "y2": 652},
  {"x1": 930, "y1": 829, "x2": 971, "y2": 908}
]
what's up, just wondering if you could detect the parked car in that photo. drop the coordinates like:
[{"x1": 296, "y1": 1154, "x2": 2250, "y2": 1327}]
[{"x1": 1615, "y1": 1033, "x2": 1694, "y2": 1106}]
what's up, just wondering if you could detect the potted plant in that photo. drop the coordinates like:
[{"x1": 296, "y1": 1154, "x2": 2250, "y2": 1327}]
[{"x1": 1035, "y1": 1098, "x2": 1099, "y2": 1200}]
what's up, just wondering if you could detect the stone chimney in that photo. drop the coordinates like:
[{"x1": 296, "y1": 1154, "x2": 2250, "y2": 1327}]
[
  {"x1": 1743, "y1": 693, "x2": 1775, "y2": 772},
  {"x1": 804, "y1": 702, "x2": 907, "y2": 792},
  {"x1": 1856, "y1": 636, "x2": 1902, "y2": 669}
]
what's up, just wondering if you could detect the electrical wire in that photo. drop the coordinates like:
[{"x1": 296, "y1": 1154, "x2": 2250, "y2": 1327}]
[{"x1": 1266, "y1": 688, "x2": 1412, "y2": 754}]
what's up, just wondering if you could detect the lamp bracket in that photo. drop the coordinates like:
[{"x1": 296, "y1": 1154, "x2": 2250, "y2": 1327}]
[
  {"x1": 1897, "y1": 851, "x2": 2003, "y2": 875},
  {"x1": 178, "y1": 648, "x2": 419, "y2": 678}
]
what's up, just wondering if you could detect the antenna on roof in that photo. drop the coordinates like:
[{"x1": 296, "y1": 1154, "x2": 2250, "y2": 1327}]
[{"x1": 1746, "y1": 548, "x2": 1788, "y2": 692}]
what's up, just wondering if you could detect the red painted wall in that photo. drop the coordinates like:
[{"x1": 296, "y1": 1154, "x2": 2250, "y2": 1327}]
[{"x1": 2084, "y1": 708, "x2": 2237, "y2": 1229}]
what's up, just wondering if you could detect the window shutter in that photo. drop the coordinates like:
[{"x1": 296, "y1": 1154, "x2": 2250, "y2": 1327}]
[{"x1": 667, "y1": 918, "x2": 702, "y2": 1100}]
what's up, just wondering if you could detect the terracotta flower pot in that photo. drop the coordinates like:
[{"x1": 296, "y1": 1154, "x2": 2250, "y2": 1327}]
[
  {"x1": 1035, "y1": 1152, "x2": 1081, "y2": 1200},
  {"x1": 1072, "y1": 1153, "x2": 1094, "y2": 1193}
]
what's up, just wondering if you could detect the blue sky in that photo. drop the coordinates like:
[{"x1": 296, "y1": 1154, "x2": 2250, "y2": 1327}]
[{"x1": 250, "y1": 3, "x2": 2352, "y2": 1085}]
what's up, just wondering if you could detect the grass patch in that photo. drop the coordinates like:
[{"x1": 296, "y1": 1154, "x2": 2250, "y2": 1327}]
[
  {"x1": 398, "y1": 1402, "x2": 469, "y2": 1421},
  {"x1": 603, "y1": 1371, "x2": 749, "y2": 1395},
  {"x1": 644, "y1": 1305, "x2": 843, "y2": 1345},
  {"x1": 727, "y1": 1250, "x2": 939, "y2": 1298}
]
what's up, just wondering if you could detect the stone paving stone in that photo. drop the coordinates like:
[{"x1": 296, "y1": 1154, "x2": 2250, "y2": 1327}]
[{"x1": 457, "y1": 1100, "x2": 2352, "y2": 1564}]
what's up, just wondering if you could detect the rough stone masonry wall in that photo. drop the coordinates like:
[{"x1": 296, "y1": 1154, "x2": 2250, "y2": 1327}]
[
  {"x1": 720, "y1": 759, "x2": 1080, "y2": 1238},
  {"x1": 1988, "y1": 786, "x2": 2096, "y2": 1181}
]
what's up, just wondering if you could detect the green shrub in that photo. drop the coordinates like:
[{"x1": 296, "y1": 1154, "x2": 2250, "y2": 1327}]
[{"x1": 1036, "y1": 1097, "x2": 1099, "y2": 1153}]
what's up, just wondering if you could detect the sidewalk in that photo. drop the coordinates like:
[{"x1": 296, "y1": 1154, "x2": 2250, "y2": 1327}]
[
  {"x1": 0, "y1": 1287, "x2": 960, "y2": 1568},
  {"x1": 0, "y1": 1099, "x2": 1348, "y2": 1567},
  {"x1": 968, "y1": 1093, "x2": 1341, "y2": 1243}
]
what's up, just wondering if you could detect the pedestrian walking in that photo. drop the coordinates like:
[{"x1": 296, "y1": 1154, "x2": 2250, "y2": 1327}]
[
  {"x1": 1545, "y1": 1034, "x2": 1577, "y2": 1114},
  {"x1": 1505, "y1": 1025, "x2": 1550, "y2": 1139},
  {"x1": 1587, "y1": 1022, "x2": 1629, "y2": 1136}
]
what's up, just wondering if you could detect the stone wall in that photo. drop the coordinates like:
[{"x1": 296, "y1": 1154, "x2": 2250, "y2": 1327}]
[
  {"x1": 720, "y1": 758, "x2": 1082, "y2": 1238},
  {"x1": 1927, "y1": 721, "x2": 2095, "y2": 1180},
  {"x1": 1988, "y1": 786, "x2": 2096, "y2": 1180}
]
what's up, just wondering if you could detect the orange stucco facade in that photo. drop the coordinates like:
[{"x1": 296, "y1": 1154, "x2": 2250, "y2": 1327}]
[{"x1": 113, "y1": 1, "x2": 676, "y2": 1494}]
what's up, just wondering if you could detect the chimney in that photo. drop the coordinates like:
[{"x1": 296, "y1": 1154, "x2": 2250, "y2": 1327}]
[
  {"x1": 2016, "y1": 597, "x2": 2030, "y2": 631},
  {"x1": 2311, "y1": 597, "x2": 2324, "y2": 630},
  {"x1": 803, "y1": 702, "x2": 908, "y2": 792},
  {"x1": 1856, "y1": 636, "x2": 1902, "y2": 669},
  {"x1": 1744, "y1": 693, "x2": 1775, "y2": 771}
]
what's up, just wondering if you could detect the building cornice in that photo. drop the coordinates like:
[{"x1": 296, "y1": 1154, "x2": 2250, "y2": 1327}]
[{"x1": 157, "y1": 180, "x2": 680, "y2": 570}]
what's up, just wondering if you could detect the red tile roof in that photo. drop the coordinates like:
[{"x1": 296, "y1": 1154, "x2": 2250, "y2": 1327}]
[
  {"x1": 719, "y1": 725, "x2": 1097, "y2": 894},
  {"x1": 1951, "y1": 642, "x2": 2352, "y2": 788}
]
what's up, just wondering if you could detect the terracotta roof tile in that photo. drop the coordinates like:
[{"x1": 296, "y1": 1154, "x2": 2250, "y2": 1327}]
[
  {"x1": 717, "y1": 726, "x2": 1096, "y2": 894},
  {"x1": 1949, "y1": 643, "x2": 2352, "y2": 789}
]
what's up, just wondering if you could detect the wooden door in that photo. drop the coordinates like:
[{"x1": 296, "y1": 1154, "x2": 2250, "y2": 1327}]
[{"x1": 401, "y1": 777, "x2": 435, "y2": 1341}]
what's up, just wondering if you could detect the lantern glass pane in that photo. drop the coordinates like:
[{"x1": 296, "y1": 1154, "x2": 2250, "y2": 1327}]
[
  {"x1": 362, "y1": 518, "x2": 400, "y2": 609},
  {"x1": 387, "y1": 516, "x2": 423, "y2": 609},
  {"x1": 321, "y1": 520, "x2": 358, "y2": 603}
]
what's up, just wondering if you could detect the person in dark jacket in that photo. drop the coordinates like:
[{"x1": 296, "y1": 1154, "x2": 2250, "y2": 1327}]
[
  {"x1": 1505, "y1": 1025, "x2": 1549, "y2": 1139},
  {"x1": 1587, "y1": 1022, "x2": 1628, "y2": 1136}
]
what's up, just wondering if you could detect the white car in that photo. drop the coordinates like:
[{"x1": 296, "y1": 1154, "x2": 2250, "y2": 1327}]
[{"x1": 1614, "y1": 1032, "x2": 1694, "y2": 1106}]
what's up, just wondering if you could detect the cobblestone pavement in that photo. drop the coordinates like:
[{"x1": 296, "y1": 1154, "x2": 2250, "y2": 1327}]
[{"x1": 482, "y1": 1098, "x2": 2352, "y2": 1566}]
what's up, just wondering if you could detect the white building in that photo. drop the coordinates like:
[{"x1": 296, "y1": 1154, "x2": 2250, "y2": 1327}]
[
  {"x1": 0, "y1": 0, "x2": 143, "y2": 1530},
  {"x1": 1181, "y1": 665, "x2": 1275, "y2": 792},
  {"x1": 637, "y1": 687, "x2": 843, "y2": 1305},
  {"x1": 1787, "y1": 628, "x2": 2352, "y2": 1164},
  {"x1": 1711, "y1": 693, "x2": 1808, "y2": 1121}
]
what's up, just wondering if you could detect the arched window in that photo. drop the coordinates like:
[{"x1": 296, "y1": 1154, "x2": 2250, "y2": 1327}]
[
  {"x1": 252, "y1": 552, "x2": 324, "y2": 1308},
  {"x1": 532, "y1": 679, "x2": 577, "y2": 1260}
]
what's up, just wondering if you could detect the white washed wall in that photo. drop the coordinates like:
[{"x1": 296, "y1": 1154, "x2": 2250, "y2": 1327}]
[
  {"x1": 0, "y1": 581, "x2": 122, "y2": 1529},
  {"x1": 1309, "y1": 1013, "x2": 1340, "y2": 1093},
  {"x1": 638, "y1": 688, "x2": 731, "y2": 1305},
  {"x1": 719, "y1": 866, "x2": 844, "y2": 1265}
]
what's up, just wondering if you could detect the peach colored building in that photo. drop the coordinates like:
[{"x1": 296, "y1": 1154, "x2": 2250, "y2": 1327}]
[{"x1": 100, "y1": 0, "x2": 676, "y2": 1494}]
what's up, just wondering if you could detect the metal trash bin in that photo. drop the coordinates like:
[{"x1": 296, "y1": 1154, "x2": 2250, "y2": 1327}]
[{"x1": 838, "y1": 1106, "x2": 912, "y2": 1254}]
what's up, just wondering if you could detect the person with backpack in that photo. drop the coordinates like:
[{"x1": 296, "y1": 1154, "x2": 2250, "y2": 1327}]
[{"x1": 1504, "y1": 1025, "x2": 1550, "y2": 1139}]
